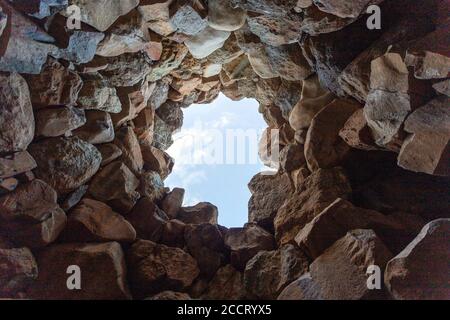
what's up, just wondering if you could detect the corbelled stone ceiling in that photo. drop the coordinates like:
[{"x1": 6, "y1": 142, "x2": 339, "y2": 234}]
[{"x1": 0, "y1": 0, "x2": 449, "y2": 300}]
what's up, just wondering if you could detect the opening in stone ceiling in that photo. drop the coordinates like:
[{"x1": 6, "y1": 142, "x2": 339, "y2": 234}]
[
  {"x1": 0, "y1": 0, "x2": 449, "y2": 302},
  {"x1": 165, "y1": 93, "x2": 267, "y2": 227}
]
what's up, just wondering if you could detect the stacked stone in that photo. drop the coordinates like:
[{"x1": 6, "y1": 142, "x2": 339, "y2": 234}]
[{"x1": 0, "y1": 0, "x2": 449, "y2": 300}]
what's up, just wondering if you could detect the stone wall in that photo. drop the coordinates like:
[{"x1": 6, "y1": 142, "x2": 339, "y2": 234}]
[{"x1": 0, "y1": 0, "x2": 449, "y2": 300}]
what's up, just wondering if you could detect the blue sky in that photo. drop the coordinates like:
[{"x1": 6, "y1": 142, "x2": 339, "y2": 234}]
[{"x1": 165, "y1": 93, "x2": 268, "y2": 227}]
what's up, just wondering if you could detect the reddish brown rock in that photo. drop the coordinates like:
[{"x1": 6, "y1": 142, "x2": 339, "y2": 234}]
[
  {"x1": 29, "y1": 242, "x2": 131, "y2": 300},
  {"x1": 185, "y1": 223, "x2": 227, "y2": 279},
  {"x1": 178, "y1": 202, "x2": 218, "y2": 225},
  {"x1": 73, "y1": 110, "x2": 115, "y2": 144},
  {"x1": 35, "y1": 106, "x2": 86, "y2": 138},
  {"x1": 114, "y1": 126, "x2": 144, "y2": 175},
  {"x1": 279, "y1": 143, "x2": 306, "y2": 173},
  {"x1": 126, "y1": 239, "x2": 199, "y2": 298},
  {"x1": 406, "y1": 50, "x2": 450, "y2": 80},
  {"x1": 0, "y1": 179, "x2": 66, "y2": 248},
  {"x1": 370, "y1": 53, "x2": 409, "y2": 93},
  {"x1": 295, "y1": 198, "x2": 425, "y2": 259},
  {"x1": 133, "y1": 108, "x2": 154, "y2": 144},
  {"x1": 277, "y1": 273, "x2": 323, "y2": 300},
  {"x1": 24, "y1": 58, "x2": 82, "y2": 107},
  {"x1": 244, "y1": 244, "x2": 309, "y2": 300},
  {"x1": 248, "y1": 172, "x2": 293, "y2": 232},
  {"x1": 398, "y1": 96, "x2": 450, "y2": 176},
  {"x1": 309, "y1": 229, "x2": 392, "y2": 300},
  {"x1": 305, "y1": 98, "x2": 361, "y2": 171},
  {"x1": 96, "y1": 143, "x2": 123, "y2": 166},
  {"x1": 339, "y1": 108, "x2": 381, "y2": 151},
  {"x1": 62, "y1": 199, "x2": 136, "y2": 243},
  {"x1": 112, "y1": 83, "x2": 154, "y2": 127},
  {"x1": 0, "y1": 151, "x2": 36, "y2": 179},
  {"x1": 0, "y1": 72, "x2": 34, "y2": 154},
  {"x1": 160, "y1": 187, "x2": 185, "y2": 219},
  {"x1": 126, "y1": 197, "x2": 168, "y2": 242},
  {"x1": 203, "y1": 265, "x2": 247, "y2": 300},
  {"x1": 289, "y1": 74, "x2": 335, "y2": 132},
  {"x1": 0, "y1": 246, "x2": 38, "y2": 298},
  {"x1": 385, "y1": 219, "x2": 450, "y2": 300},
  {"x1": 60, "y1": 185, "x2": 89, "y2": 211},
  {"x1": 89, "y1": 161, "x2": 140, "y2": 214},
  {"x1": 29, "y1": 137, "x2": 102, "y2": 194},
  {"x1": 224, "y1": 223, "x2": 275, "y2": 270},
  {"x1": 275, "y1": 167, "x2": 351, "y2": 245},
  {"x1": 161, "y1": 219, "x2": 186, "y2": 248}
]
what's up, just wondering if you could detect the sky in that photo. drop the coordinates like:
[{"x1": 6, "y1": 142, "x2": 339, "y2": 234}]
[{"x1": 165, "y1": 93, "x2": 268, "y2": 227}]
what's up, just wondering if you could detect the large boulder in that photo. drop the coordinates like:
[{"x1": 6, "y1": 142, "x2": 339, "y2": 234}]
[
  {"x1": 126, "y1": 239, "x2": 199, "y2": 298},
  {"x1": 178, "y1": 202, "x2": 218, "y2": 225},
  {"x1": 295, "y1": 198, "x2": 425, "y2": 258},
  {"x1": 24, "y1": 58, "x2": 82, "y2": 107},
  {"x1": 114, "y1": 126, "x2": 144, "y2": 176},
  {"x1": 35, "y1": 106, "x2": 86, "y2": 138},
  {"x1": 397, "y1": 96, "x2": 450, "y2": 176},
  {"x1": 0, "y1": 151, "x2": 36, "y2": 179},
  {"x1": 97, "y1": 143, "x2": 123, "y2": 166},
  {"x1": 224, "y1": 223, "x2": 275, "y2": 270},
  {"x1": 0, "y1": 179, "x2": 66, "y2": 248},
  {"x1": 61, "y1": 199, "x2": 136, "y2": 243},
  {"x1": 248, "y1": 172, "x2": 293, "y2": 232},
  {"x1": 305, "y1": 98, "x2": 361, "y2": 171},
  {"x1": 126, "y1": 197, "x2": 168, "y2": 242},
  {"x1": 385, "y1": 219, "x2": 450, "y2": 300},
  {"x1": 244, "y1": 244, "x2": 309, "y2": 299},
  {"x1": 28, "y1": 242, "x2": 131, "y2": 299},
  {"x1": 73, "y1": 111, "x2": 115, "y2": 144},
  {"x1": 89, "y1": 161, "x2": 140, "y2": 214},
  {"x1": 160, "y1": 188, "x2": 185, "y2": 219},
  {"x1": 208, "y1": 0, "x2": 247, "y2": 32},
  {"x1": 29, "y1": 137, "x2": 102, "y2": 194},
  {"x1": 203, "y1": 265, "x2": 247, "y2": 300},
  {"x1": 289, "y1": 74, "x2": 335, "y2": 132},
  {"x1": 184, "y1": 223, "x2": 227, "y2": 279},
  {"x1": 274, "y1": 167, "x2": 351, "y2": 244},
  {"x1": 76, "y1": 73, "x2": 122, "y2": 113},
  {"x1": 170, "y1": 4, "x2": 207, "y2": 36},
  {"x1": 0, "y1": 2, "x2": 58, "y2": 74},
  {"x1": 308, "y1": 229, "x2": 393, "y2": 300},
  {"x1": 138, "y1": 171, "x2": 164, "y2": 201},
  {"x1": 0, "y1": 73, "x2": 34, "y2": 154},
  {"x1": 277, "y1": 273, "x2": 323, "y2": 300},
  {"x1": 185, "y1": 26, "x2": 231, "y2": 59},
  {"x1": 95, "y1": 9, "x2": 148, "y2": 57}
]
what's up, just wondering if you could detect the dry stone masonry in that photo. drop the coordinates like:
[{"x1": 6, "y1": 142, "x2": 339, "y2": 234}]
[{"x1": 0, "y1": 0, "x2": 449, "y2": 300}]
